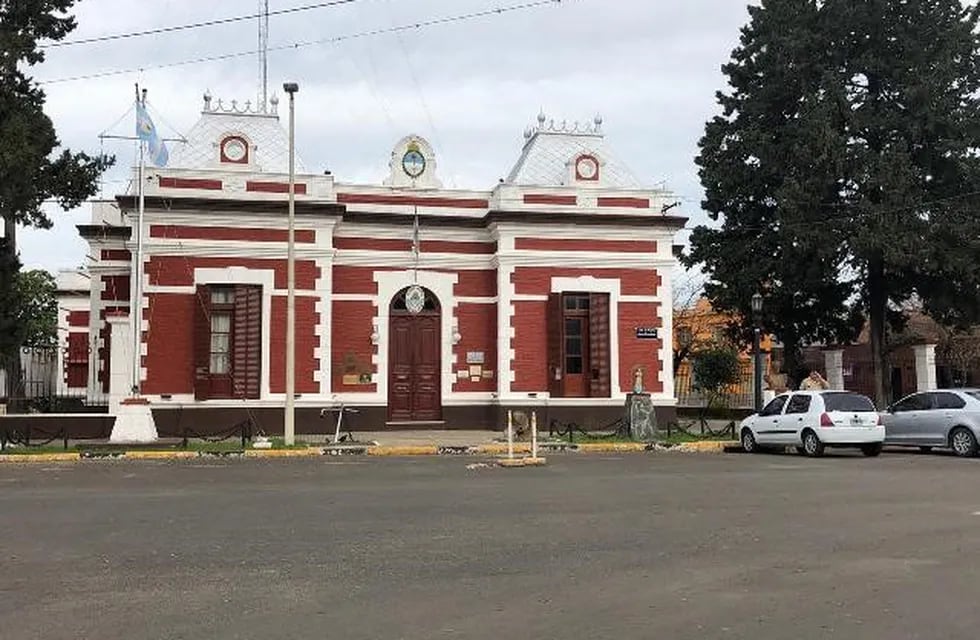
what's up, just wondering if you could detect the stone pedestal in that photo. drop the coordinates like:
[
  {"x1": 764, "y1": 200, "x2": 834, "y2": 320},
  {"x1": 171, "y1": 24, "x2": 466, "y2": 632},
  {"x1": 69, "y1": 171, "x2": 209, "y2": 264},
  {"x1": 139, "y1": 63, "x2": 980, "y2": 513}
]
[
  {"x1": 626, "y1": 393, "x2": 657, "y2": 441},
  {"x1": 110, "y1": 397, "x2": 158, "y2": 443}
]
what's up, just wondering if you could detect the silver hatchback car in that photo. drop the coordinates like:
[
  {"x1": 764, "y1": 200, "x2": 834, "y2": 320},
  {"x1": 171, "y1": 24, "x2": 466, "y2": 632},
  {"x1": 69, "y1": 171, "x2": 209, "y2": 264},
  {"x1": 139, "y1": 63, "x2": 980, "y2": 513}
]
[{"x1": 882, "y1": 389, "x2": 980, "y2": 457}]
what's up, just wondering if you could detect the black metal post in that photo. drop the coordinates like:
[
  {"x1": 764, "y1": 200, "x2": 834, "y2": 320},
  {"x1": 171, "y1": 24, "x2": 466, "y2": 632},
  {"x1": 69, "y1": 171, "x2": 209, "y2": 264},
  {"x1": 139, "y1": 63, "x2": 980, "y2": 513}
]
[{"x1": 753, "y1": 326, "x2": 763, "y2": 413}]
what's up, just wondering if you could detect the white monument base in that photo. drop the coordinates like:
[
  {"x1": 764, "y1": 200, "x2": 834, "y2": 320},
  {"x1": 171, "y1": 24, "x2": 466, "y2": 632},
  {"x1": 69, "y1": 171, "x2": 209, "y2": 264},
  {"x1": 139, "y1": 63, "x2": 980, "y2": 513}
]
[{"x1": 110, "y1": 398, "x2": 159, "y2": 443}]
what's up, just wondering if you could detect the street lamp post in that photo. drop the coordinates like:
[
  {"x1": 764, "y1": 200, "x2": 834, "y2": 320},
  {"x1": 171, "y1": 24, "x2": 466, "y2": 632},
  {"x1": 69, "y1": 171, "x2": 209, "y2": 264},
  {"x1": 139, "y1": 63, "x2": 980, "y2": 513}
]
[
  {"x1": 283, "y1": 82, "x2": 299, "y2": 446},
  {"x1": 751, "y1": 292, "x2": 764, "y2": 413}
]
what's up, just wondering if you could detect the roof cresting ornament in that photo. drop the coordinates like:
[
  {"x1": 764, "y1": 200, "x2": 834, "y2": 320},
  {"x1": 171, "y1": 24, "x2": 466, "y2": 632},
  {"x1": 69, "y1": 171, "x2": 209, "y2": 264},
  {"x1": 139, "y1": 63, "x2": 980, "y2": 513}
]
[
  {"x1": 201, "y1": 92, "x2": 279, "y2": 116},
  {"x1": 524, "y1": 110, "x2": 604, "y2": 141}
]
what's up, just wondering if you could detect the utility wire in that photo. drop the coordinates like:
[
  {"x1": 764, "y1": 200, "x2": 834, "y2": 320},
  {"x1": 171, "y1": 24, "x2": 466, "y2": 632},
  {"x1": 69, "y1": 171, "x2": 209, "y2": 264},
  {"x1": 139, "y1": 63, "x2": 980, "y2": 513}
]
[
  {"x1": 40, "y1": 0, "x2": 364, "y2": 49},
  {"x1": 39, "y1": 0, "x2": 561, "y2": 85}
]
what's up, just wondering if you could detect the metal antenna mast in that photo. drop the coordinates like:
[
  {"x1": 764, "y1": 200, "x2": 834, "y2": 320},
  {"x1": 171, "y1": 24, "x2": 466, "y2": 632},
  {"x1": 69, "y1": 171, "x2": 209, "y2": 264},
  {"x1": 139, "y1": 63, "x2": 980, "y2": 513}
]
[{"x1": 258, "y1": 0, "x2": 269, "y2": 109}]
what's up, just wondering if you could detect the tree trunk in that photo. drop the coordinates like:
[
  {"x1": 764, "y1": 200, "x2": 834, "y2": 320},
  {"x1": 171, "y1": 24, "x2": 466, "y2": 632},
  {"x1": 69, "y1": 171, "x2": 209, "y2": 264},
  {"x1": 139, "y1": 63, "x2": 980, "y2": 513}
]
[
  {"x1": 781, "y1": 333, "x2": 803, "y2": 391},
  {"x1": 868, "y1": 254, "x2": 889, "y2": 408},
  {"x1": 0, "y1": 217, "x2": 25, "y2": 412}
]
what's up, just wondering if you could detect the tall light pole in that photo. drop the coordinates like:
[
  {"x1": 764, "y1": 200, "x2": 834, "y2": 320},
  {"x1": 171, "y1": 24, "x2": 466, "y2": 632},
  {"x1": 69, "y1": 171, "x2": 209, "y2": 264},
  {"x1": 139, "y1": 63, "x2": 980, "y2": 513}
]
[
  {"x1": 283, "y1": 82, "x2": 298, "y2": 445},
  {"x1": 751, "y1": 292, "x2": 764, "y2": 413}
]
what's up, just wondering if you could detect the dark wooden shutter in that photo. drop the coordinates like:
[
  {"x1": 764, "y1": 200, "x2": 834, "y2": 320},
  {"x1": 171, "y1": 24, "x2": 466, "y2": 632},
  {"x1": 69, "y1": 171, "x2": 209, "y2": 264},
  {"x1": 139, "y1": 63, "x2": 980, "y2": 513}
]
[
  {"x1": 193, "y1": 284, "x2": 212, "y2": 400},
  {"x1": 547, "y1": 293, "x2": 563, "y2": 398},
  {"x1": 233, "y1": 285, "x2": 262, "y2": 399},
  {"x1": 589, "y1": 292, "x2": 611, "y2": 398},
  {"x1": 99, "y1": 323, "x2": 111, "y2": 393}
]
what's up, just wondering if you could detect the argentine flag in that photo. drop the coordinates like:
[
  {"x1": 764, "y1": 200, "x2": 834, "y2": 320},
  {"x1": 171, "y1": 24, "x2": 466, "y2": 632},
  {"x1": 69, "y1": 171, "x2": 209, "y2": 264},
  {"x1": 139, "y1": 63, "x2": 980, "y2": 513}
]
[{"x1": 136, "y1": 101, "x2": 169, "y2": 167}]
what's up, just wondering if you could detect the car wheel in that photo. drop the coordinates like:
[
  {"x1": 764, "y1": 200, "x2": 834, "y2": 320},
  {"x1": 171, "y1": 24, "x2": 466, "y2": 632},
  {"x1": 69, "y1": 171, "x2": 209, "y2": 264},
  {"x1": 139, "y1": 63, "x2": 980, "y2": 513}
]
[
  {"x1": 801, "y1": 430, "x2": 824, "y2": 457},
  {"x1": 861, "y1": 443, "x2": 883, "y2": 457},
  {"x1": 949, "y1": 427, "x2": 978, "y2": 458},
  {"x1": 741, "y1": 429, "x2": 759, "y2": 454},
  {"x1": 919, "y1": 446, "x2": 933, "y2": 453}
]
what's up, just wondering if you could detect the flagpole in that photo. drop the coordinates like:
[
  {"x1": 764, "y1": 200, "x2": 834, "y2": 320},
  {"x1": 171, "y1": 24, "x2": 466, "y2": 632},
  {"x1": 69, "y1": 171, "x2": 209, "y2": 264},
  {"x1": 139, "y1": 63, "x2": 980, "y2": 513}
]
[{"x1": 133, "y1": 88, "x2": 146, "y2": 396}]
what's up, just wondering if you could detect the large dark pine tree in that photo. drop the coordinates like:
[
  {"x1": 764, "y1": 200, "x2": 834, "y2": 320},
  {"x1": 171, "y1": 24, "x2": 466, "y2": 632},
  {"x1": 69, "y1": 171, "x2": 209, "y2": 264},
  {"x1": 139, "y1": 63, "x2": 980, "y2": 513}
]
[
  {"x1": 686, "y1": 0, "x2": 860, "y2": 384},
  {"x1": 0, "y1": 1, "x2": 112, "y2": 390},
  {"x1": 688, "y1": 0, "x2": 980, "y2": 405}
]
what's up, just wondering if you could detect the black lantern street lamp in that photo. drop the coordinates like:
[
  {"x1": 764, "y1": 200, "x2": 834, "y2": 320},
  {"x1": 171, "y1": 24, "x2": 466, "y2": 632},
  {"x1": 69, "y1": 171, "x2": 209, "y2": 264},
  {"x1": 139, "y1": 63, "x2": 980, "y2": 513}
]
[{"x1": 751, "y1": 292, "x2": 764, "y2": 412}]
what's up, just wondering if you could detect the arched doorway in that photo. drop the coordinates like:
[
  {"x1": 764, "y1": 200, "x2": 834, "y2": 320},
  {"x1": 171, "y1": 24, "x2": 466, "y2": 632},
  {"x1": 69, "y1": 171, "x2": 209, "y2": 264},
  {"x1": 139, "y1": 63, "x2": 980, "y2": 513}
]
[{"x1": 388, "y1": 286, "x2": 442, "y2": 422}]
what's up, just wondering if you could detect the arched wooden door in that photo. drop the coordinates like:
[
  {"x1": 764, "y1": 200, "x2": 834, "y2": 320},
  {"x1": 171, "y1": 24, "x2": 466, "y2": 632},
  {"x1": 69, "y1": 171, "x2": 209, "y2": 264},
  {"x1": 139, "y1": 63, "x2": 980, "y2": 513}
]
[{"x1": 388, "y1": 287, "x2": 442, "y2": 422}]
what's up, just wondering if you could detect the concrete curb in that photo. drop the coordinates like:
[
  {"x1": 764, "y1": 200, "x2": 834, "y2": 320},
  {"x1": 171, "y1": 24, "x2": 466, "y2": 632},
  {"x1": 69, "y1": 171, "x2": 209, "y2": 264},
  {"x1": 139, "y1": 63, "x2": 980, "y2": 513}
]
[
  {"x1": 672, "y1": 440, "x2": 738, "y2": 453},
  {"x1": 0, "y1": 440, "x2": 740, "y2": 463},
  {"x1": 125, "y1": 451, "x2": 198, "y2": 460},
  {"x1": 0, "y1": 452, "x2": 81, "y2": 463},
  {"x1": 576, "y1": 442, "x2": 650, "y2": 453},
  {"x1": 367, "y1": 445, "x2": 440, "y2": 456},
  {"x1": 244, "y1": 448, "x2": 323, "y2": 458}
]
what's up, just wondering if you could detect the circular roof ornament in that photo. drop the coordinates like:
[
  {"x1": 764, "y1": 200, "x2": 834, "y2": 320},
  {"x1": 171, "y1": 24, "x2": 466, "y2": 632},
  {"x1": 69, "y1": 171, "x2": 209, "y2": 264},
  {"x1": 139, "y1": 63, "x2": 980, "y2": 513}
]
[{"x1": 405, "y1": 285, "x2": 426, "y2": 315}]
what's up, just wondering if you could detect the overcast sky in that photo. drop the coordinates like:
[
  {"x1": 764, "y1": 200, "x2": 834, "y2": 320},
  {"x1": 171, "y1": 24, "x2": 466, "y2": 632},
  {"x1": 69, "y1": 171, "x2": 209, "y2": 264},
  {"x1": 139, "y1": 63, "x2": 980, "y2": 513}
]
[{"x1": 22, "y1": 0, "x2": 751, "y2": 274}]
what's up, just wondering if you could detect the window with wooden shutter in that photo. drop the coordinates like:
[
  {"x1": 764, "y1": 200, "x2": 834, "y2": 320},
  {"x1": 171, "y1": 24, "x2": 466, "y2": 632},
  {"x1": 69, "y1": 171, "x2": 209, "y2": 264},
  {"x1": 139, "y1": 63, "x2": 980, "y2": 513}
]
[
  {"x1": 589, "y1": 292, "x2": 611, "y2": 397},
  {"x1": 193, "y1": 284, "x2": 263, "y2": 400},
  {"x1": 546, "y1": 292, "x2": 612, "y2": 398},
  {"x1": 65, "y1": 333, "x2": 89, "y2": 388}
]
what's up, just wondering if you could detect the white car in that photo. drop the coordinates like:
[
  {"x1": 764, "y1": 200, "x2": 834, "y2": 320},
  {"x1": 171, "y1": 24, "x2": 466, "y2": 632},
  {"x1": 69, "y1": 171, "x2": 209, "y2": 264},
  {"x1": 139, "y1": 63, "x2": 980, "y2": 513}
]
[{"x1": 739, "y1": 390, "x2": 884, "y2": 457}]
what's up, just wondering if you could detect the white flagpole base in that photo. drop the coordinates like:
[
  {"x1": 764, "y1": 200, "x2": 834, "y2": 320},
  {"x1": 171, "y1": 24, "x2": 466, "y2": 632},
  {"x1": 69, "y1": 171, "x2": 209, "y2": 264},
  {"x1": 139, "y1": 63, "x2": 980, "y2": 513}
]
[{"x1": 109, "y1": 397, "x2": 158, "y2": 443}]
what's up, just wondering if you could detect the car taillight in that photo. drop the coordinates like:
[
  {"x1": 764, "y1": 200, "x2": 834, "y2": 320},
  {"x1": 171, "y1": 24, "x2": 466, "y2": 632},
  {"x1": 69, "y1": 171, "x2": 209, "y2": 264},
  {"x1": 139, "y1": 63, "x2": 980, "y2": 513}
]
[
  {"x1": 877, "y1": 413, "x2": 884, "y2": 426},
  {"x1": 820, "y1": 412, "x2": 835, "y2": 427}
]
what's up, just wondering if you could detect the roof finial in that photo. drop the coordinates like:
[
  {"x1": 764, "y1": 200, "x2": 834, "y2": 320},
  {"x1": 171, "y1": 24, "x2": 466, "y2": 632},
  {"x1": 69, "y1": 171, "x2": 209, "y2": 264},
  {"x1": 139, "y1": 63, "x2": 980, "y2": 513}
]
[
  {"x1": 537, "y1": 110, "x2": 546, "y2": 126},
  {"x1": 203, "y1": 90, "x2": 213, "y2": 112},
  {"x1": 594, "y1": 113, "x2": 603, "y2": 132}
]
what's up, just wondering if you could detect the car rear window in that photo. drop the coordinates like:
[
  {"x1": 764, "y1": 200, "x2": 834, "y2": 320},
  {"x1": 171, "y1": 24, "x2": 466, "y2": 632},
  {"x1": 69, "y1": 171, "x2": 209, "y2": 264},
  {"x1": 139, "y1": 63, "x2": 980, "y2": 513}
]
[{"x1": 821, "y1": 392, "x2": 876, "y2": 412}]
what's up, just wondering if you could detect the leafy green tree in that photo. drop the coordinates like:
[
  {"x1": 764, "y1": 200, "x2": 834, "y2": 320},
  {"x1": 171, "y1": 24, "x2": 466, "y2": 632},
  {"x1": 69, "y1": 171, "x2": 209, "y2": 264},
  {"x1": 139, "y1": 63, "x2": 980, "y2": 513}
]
[
  {"x1": 0, "y1": 2, "x2": 112, "y2": 366},
  {"x1": 12, "y1": 269, "x2": 58, "y2": 348},
  {"x1": 687, "y1": 0, "x2": 980, "y2": 406},
  {"x1": 691, "y1": 344, "x2": 741, "y2": 411}
]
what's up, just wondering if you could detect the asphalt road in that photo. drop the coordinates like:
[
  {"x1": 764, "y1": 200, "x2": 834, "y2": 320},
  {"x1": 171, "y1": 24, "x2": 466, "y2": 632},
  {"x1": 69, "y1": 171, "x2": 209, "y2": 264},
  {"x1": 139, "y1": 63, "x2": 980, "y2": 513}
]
[{"x1": 2, "y1": 451, "x2": 980, "y2": 640}]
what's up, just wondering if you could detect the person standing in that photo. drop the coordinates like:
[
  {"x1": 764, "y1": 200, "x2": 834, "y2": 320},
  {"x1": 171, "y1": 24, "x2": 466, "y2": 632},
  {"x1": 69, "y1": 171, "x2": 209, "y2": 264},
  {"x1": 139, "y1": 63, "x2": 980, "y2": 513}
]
[{"x1": 799, "y1": 370, "x2": 830, "y2": 390}]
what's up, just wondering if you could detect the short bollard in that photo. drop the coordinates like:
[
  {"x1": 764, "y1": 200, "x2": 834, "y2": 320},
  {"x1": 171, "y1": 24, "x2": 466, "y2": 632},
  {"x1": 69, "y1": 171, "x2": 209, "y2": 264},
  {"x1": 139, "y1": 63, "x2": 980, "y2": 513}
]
[
  {"x1": 498, "y1": 409, "x2": 526, "y2": 467},
  {"x1": 525, "y1": 411, "x2": 547, "y2": 466}
]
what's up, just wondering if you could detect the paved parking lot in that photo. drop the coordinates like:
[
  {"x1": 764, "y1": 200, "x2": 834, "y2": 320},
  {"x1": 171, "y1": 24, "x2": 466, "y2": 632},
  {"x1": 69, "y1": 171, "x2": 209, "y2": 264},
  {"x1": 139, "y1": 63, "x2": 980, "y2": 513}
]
[{"x1": 2, "y1": 451, "x2": 979, "y2": 639}]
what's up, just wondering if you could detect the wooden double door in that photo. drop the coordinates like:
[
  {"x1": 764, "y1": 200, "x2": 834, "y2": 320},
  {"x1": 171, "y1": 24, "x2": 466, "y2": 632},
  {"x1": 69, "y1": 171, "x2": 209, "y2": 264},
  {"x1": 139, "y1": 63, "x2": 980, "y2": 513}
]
[{"x1": 388, "y1": 289, "x2": 442, "y2": 422}]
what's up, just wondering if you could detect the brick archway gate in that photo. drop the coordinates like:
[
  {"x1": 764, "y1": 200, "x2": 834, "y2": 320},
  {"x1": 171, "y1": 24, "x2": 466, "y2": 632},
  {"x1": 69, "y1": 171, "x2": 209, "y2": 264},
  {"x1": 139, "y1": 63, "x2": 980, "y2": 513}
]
[{"x1": 387, "y1": 287, "x2": 442, "y2": 423}]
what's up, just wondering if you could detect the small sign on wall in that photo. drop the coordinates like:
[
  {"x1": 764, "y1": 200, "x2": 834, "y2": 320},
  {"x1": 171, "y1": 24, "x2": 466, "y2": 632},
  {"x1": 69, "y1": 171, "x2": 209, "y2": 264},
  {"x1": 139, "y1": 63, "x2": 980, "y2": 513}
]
[
  {"x1": 635, "y1": 327, "x2": 659, "y2": 340},
  {"x1": 466, "y1": 351, "x2": 485, "y2": 364}
]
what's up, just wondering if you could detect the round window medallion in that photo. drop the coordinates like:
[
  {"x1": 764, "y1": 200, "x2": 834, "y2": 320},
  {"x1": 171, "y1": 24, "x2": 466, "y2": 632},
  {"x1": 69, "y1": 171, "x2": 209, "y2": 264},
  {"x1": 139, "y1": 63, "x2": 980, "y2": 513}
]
[
  {"x1": 576, "y1": 156, "x2": 598, "y2": 180},
  {"x1": 222, "y1": 137, "x2": 248, "y2": 163}
]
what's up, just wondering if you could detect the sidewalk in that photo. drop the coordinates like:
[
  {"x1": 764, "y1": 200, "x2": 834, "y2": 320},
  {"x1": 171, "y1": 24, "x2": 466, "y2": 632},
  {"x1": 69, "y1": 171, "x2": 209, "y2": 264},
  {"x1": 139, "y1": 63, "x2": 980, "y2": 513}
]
[{"x1": 0, "y1": 430, "x2": 738, "y2": 463}]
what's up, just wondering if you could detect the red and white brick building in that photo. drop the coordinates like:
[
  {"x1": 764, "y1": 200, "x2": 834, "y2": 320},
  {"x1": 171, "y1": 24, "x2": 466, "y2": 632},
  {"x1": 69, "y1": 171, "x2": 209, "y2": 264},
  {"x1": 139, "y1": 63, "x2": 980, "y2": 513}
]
[{"x1": 76, "y1": 96, "x2": 686, "y2": 432}]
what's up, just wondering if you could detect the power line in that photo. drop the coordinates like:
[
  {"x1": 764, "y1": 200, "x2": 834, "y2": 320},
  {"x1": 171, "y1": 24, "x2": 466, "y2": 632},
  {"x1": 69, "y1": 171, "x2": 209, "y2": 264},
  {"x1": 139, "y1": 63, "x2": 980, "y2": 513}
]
[
  {"x1": 40, "y1": 0, "x2": 363, "y2": 49},
  {"x1": 39, "y1": 0, "x2": 562, "y2": 85}
]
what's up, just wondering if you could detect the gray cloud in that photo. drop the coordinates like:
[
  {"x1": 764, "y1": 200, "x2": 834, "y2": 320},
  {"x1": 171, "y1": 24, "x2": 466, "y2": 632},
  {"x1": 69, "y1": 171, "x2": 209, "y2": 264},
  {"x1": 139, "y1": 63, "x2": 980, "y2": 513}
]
[{"x1": 21, "y1": 0, "x2": 750, "y2": 271}]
